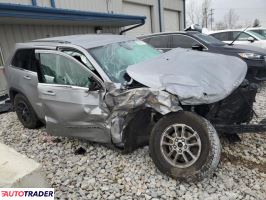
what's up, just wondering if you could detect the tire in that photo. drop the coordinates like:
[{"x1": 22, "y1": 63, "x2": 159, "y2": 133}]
[
  {"x1": 149, "y1": 111, "x2": 221, "y2": 181},
  {"x1": 14, "y1": 94, "x2": 42, "y2": 129}
]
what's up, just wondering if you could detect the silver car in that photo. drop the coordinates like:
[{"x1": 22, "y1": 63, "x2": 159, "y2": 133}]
[{"x1": 5, "y1": 34, "x2": 247, "y2": 181}]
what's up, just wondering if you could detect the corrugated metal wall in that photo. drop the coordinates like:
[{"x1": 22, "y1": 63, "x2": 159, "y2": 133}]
[
  {"x1": 0, "y1": 0, "x2": 184, "y2": 31},
  {"x1": 0, "y1": 24, "x2": 119, "y2": 62},
  {"x1": 56, "y1": 0, "x2": 122, "y2": 13},
  {"x1": 0, "y1": 0, "x2": 122, "y2": 13},
  {"x1": 0, "y1": 0, "x2": 31, "y2": 5},
  {"x1": 0, "y1": 0, "x2": 184, "y2": 59}
]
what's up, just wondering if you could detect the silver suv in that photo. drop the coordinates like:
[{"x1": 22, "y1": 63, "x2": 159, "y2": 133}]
[{"x1": 5, "y1": 34, "x2": 247, "y2": 181}]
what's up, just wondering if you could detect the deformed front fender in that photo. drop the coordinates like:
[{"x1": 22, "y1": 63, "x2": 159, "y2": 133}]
[{"x1": 104, "y1": 87, "x2": 182, "y2": 145}]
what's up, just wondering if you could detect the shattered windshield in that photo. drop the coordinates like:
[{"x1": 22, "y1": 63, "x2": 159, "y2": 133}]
[{"x1": 89, "y1": 40, "x2": 161, "y2": 83}]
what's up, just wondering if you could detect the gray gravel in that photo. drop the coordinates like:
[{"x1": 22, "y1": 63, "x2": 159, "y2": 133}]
[{"x1": 1, "y1": 88, "x2": 266, "y2": 199}]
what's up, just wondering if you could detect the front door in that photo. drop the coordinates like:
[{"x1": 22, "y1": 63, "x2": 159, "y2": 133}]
[{"x1": 36, "y1": 50, "x2": 110, "y2": 143}]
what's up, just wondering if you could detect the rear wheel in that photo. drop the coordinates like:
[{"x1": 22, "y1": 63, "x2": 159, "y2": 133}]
[
  {"x1": 149, "y1": 111, "x2": 221, "y2": 181},
  {"x1": 14, "y1": 94, "x2": 42, "y2": 129}
]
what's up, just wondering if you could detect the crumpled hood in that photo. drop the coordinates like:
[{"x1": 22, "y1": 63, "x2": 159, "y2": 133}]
[{"x1": 127, "y1": 48, "x2": 247, "y2": 105}]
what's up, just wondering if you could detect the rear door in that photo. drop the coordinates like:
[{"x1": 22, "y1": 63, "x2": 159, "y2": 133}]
[
  {"x1": 36, "y1": 50, "x2": 110, "y2": 143},
  {"x1": 7, "y1": 49, "x2": 43, "y2": 118}
]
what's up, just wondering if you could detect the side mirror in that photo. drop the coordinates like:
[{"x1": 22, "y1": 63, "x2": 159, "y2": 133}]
[
  {"x1": 192, "y1": 44, "x2": 204, "y2": 51},
  {"x1": 248, "y1": 37, "x2": 255, "y2": 43}
]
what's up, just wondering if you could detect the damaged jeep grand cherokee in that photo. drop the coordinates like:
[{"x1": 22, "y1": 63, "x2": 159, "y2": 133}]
[{"x1": 5, "y1": 35, "x2": 248, "y2": 181}]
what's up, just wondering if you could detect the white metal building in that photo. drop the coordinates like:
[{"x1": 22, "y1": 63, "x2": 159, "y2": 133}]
[{"x1": 0, "y1": 0, "x2": 185, "y2": 96}]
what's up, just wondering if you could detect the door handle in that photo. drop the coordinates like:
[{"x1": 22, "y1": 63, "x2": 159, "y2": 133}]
[
  {"x1": 23, "y1": 75, "x2": 31, "y2": 80},
  {"x1": 42, "y1": 90, "x2": 56, "y2": 96}
]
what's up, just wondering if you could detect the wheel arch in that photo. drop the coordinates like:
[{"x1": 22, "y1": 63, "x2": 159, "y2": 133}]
[
  {"x1": 120, "y1": 108, "x2": 184, "y2": 154},
  {"x1": 9, "y1": 87, "x2": 23, "y2": 105}
]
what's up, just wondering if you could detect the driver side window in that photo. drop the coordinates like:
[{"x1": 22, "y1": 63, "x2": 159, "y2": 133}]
[
  {"x1": 232, "y1": 32, "x2": 255, "y2": 41},
  {"x1": 37, "y1": 53, "x2": 97, "y2": 88}
]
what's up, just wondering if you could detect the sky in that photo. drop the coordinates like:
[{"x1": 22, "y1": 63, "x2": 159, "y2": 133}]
[{"x1": 186, "y1": 0, "x2": 266, "y2": 27}]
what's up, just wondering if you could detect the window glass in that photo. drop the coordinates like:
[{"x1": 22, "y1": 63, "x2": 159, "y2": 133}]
[
  {"x1": 89, "y1": 40, "x2": 160, "y2": 83},
  {"x1": 62, "y1": 50, "x2": 95, "y2": 71},
  {"x1": 172, "y1": 34, "x2": 200, "y2": 48},
  {"x1": 11, "y1": 49, "x2": 37, "y2": 72},
  {"x1": 148, "y1": 35, "x2": 169, "y2": 48},
  {"x1": 232, "y1": 32, "x2": 253, "y2": 41},
  {"x1": 212, "y1": 32, "x2": 228, "y2": 41},
  {"x1": 252, "y1": 30, "x2": 266, "y2": 38},
  {"x1": 194, "y1": 33, "x2": 225, "y2": 45},
  {"x1": 246, "y1": 30, "x2": 266, "y2": 40},
  {"x1": 142, "y1": 38, "x2": 151, "y2": 44},
  {"x1": 38, "y1": 53, "x2": 94, "y2": 88},
  {"x1": 259, "y1": 30, "x2": 266, "y2": 38}
]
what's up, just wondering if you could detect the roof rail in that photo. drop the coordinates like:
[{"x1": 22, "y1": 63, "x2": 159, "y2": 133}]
[{"x1": 32, "y1": 40, "x2": 71, "y2": 44}]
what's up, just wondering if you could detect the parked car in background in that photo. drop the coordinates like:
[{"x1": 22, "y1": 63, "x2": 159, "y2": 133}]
[
  {"x1": 5, "y1": 34, "x2": 251, "y2": 181},
  {"x1": 139, "y1": 31, "x2": 266, "y2": 82},
  {"x1": 247, "y1": 27, "x2": 266, "y2": 38},
  {"x1": 209, "y1": 29, "x2": 266, "y2": 49}
]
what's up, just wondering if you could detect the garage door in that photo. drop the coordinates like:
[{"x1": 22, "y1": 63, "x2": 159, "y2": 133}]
[
  {"x1": 123, "y1": 2, "x2": 152, "y2": 36},
  {"x1": 164, "y1": 9, "x2": 180, "y2": 32}
]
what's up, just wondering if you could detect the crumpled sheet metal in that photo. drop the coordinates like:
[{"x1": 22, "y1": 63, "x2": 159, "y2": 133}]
[
  {"x1": 127, "y1": 48, "x2": 248, "y2": 105},
  {"x1": 105, "y1": 87, "x2": 182, "y2": 144}
]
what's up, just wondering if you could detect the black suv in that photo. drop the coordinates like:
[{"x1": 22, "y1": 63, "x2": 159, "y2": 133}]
[{"x1": 139, "y1": 31, "x2": 266, "y2": 83}]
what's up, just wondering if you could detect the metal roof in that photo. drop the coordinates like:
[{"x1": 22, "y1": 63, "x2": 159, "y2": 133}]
[
  {"x1": 30, "y1": 34, "x2": 136, "y2": 49},
  {"x1": 0, "y1": 3, "x2": 146, "y2": 27}
]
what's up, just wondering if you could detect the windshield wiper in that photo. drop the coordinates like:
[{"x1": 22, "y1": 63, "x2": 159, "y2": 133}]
[{"x1": 229, "y1": 26, "x2": 250, "y2": 46}]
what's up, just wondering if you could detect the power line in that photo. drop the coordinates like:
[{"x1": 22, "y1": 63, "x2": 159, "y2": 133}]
[{"x1": 213, "y1": 7, "x2": 266, "y2": 10}]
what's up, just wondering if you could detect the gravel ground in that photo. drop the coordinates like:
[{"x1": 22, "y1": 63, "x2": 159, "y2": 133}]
[{"x1": 0, "y1": 88, "x2": 266, "y2": 200}]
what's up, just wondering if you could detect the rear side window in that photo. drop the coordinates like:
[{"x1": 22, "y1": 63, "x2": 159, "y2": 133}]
[
  {"x1": 11, "y1": 49, "x2": 37, "y2": 72},
  {"x1": 171, "y1": 34, "x2": 200, "y2": 48},
  {"x1": 148, "y1": 35, "x2": 170, "y2": 48},
  {"x1": 142, "y1": 38, "x2": 151, "y2": 44},
  {"x1": 211, "y1": 32, "x2": 229, "y2": 41}
]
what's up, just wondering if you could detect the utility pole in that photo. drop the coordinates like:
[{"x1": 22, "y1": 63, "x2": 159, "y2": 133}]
[
  {"x1": 210, "y1": 8, "x2": 215, "y2": 30},
  {"x1": 205, "y1": 8, "x2": 208, "y2": 28}
]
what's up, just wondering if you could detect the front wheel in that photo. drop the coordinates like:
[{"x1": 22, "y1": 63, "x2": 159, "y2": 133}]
[{"x1": 149, "y1": 111, "x2": 221, "y2": 181}]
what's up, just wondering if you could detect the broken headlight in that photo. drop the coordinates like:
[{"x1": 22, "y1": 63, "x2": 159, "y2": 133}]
[{"x1": 238, "y1": 52, "x2": 264, "y2": 60}]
